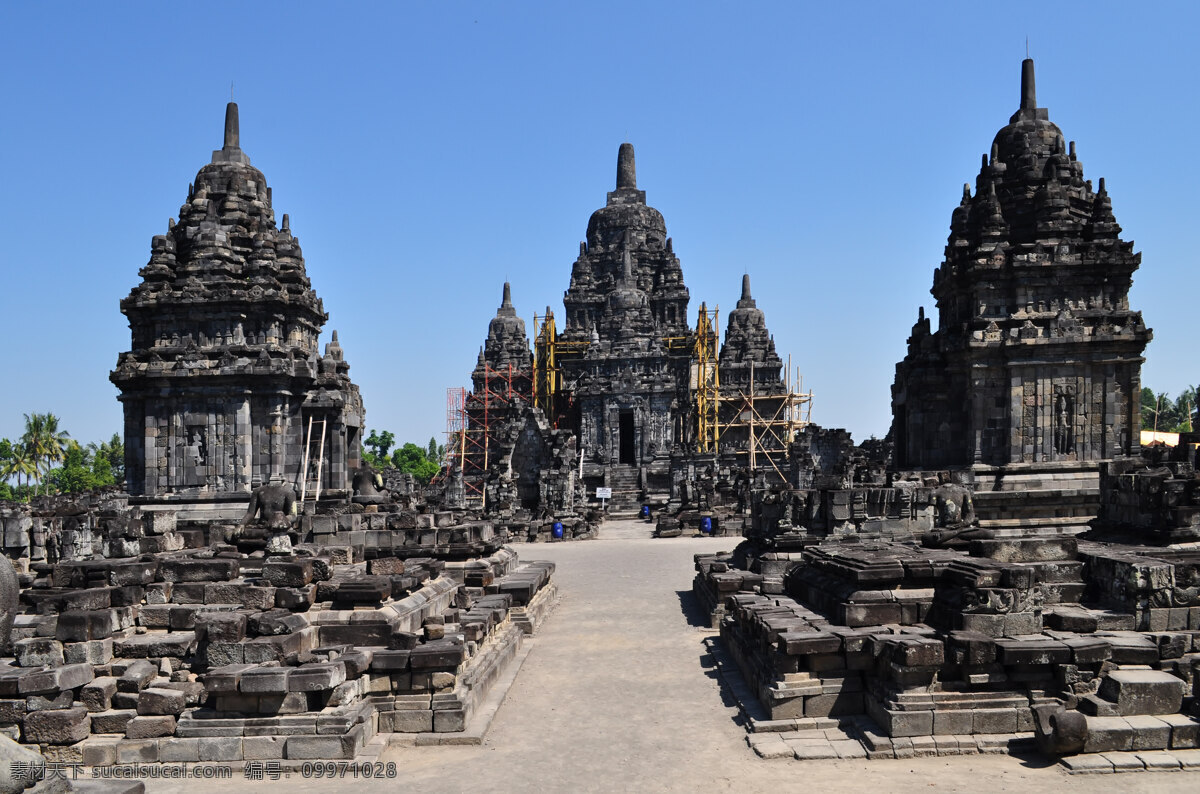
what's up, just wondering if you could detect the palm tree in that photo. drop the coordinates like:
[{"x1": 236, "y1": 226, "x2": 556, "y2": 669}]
[
  {"x1": 22, "y1": 413, "x2": 70, "y2": 495},
  {"x1": 0, "y1": 441, "x2": 37, "y2": 497}
]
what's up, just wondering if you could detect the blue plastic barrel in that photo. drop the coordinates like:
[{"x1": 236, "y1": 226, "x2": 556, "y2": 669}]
[
  {"x1": 640, "y1": 505, "x2": 651, "y2": 519},
  {"x1": 700, "y1": 516, "x2": 713, "y2": 534},
  {"x1": 552, "y1": 521, "x2": 564, "y2": 539}
]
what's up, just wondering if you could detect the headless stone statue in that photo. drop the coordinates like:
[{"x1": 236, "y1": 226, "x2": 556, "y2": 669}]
[
  {"x1": 240, "y1": 479, "x2": 298, "y2": 554},
  {"x1": 351, "y1": 464, "x2": 387, "y2": 506},
  {"x1": 922, "y1": 481, "x2": 989, "y2": 548},
  {"x1": 0, "y1": 555, "x2": 17, "y2": 657}
]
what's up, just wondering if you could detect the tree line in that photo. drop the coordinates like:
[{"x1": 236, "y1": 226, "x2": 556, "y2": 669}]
[
  {"x1": 1140, "y1": 386, "x2": 1197, "y2": 434},
  {"x1": 0, "y1": 413, "x2": 123, "y2": 501},
  {"x1": 362, "y1": 430, "x2": 444, "y2": 483}
]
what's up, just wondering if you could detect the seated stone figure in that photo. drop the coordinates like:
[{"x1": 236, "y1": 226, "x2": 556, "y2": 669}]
[
  {"x1": 239, "y1": 478, "x2": 299, "y2": 554},
  {"x1": 352, "y1": 463, "x2": 387, "y2": 505},
  {"x1": 922, "y1": 479, "x2": 992, "y2": 548}
]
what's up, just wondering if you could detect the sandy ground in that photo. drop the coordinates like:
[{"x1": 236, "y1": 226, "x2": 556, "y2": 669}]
[{"x1": 146, "y1": 520, "x2": 1198, "y2": 793}]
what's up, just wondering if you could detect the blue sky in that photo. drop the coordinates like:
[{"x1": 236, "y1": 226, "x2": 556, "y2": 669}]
[{"x1": 1, "y1": 2, "x2": 1196, "y2": 450}]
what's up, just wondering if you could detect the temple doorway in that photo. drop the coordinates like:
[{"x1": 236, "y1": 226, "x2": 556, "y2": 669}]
[{"x1": 618, "y1": 410, "x2": 636, "y2": 465}]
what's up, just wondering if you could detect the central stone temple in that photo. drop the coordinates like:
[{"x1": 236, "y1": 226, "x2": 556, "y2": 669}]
[
  {"x1": 890, "y1": 58, "x2": 1151, "y2": 531},
  {"x1": 560, "y1": 143, "x2": 694, "y2": 496},
  {"x1": 111, "y1": 103, "x2": 364, "y2": 515}
]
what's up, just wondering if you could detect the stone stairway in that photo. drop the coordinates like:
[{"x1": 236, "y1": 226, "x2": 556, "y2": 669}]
[{"x1": 604, "y1": 466, "x2": 643, "y2": 512}]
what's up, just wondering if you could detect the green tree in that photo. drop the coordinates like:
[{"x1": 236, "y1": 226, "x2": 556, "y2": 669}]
[
  {"x1": 46, "y1": 441, "x2": 99, "y2": 494},
  {"x1": 22, "y1": 413, "x2": 70, "y2": 495},
  {"x1": 0, "y1": 438, "x2": 37, "y2": 498},
  {"x1": 94, "y1": 433, "x2": 124, "y2": 484},
  {"x1": 391, "y1": 442, "x2": 440, "y2": 483},
  {"x1": 363, "y1": 430, "x2": 396, "y2": 467}
]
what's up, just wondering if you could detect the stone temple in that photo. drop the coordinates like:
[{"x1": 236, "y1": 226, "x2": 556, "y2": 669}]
[
  {"x1": 890, "y1": 58, "x2": 1151, "y2": 532},
  {"x1": 110, "y1": 103, "x2": 364, "y2": 517}
]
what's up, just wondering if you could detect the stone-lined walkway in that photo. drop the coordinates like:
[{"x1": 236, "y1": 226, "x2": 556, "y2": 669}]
[{"x1": 165, "y1": 521, "x2": 1200, "y2": 792}]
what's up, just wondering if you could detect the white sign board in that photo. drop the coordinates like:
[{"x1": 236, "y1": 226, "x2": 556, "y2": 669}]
[{"x1": 595, "y1": 487, "x2": 613, "y2": 499}]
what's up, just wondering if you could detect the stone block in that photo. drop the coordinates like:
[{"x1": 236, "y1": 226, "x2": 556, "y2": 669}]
[
  {"x1": 141, "y1": 581, "x2": 169, "y2": 605},
  {"x1": 389, "y1": 709, "x2": 433, "y2": 732},
  {"x1": 1125, "y1": 715, "x2": 1172, "y2": 750},
  {"x1": 25, "y1": 691, "x2": 73, "y2": 711},
  {"x1": 158, "y1": 736, "x2": 201, "y2": 762},
  {"x1": 114, "y1": 631, "x2": 197, "y2": 658},
  {"x1": 64, "y1": 638, "x2": 114, "y2": 665},
  {"x1": 240, "y1": 667, "x2": 291, "y2": 694},
  {"x1": 81, "y1": 677, "x2": 118, "y2": 713},
  {"x1": 1158, "y1": 713, "x2": 1200, "y2": 749},
  {"x1": 1083, "y1": 717, "x2": 1134, "y2": 753},
  {"x1": 116, "y1": 738, "x2": 158, "y2": 763},
  {"x1": 19, "y1": 662, "x2": 94, "y2": 694},
  {"x1": 125, "y1": 714, "x2": 176, "y2": 739},
  {"x1": 91, "y1": 709, "x2": 137, "y2": 734},
  {"x1": 198, "y1": 736, "x2": 242, "y2": 761},
  {"x1": 262, "y1": 559, "x2": 315, "y2": 588},
  {"x1": 24, "y1": 706, "x2": 90, "y2": 744},
  {"x1": 242, "y1": 735, "x2": 285, "y2": 760},
  {"x1": 289, "y1": 662, "x2": 346, "y2": 692},
  {"x1": 117, "y1": 660, "x2": 157, "y2": 693},
  {"x1": 80, "y1": 736, "x2": 121, "y2": 766},
  {"x1": 137, "y1": 687, "x2": 186, "y2": 715},
  {"x1": 433, "y1": 708, "x2": 465, "y2": 732},
  {"x1": 15, "y1": 637, "x2": 63, "y2": 667},
  {"x1": 196, "y1": 612, "x2": 247, "y2": 643},
  {"x1": 1098, "y1": 669, "x2": 1186, "y2": 716},
  {"x1": 159, "y1": 558, "x2": 239, "y2": 583}
]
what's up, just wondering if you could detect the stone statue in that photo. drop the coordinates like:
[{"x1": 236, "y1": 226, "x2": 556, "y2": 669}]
[
  {"x1": 0, "y1": 554, "x2": 17, "y2": 657},
  {"x1": 240, "y1": 478, "x2": 298, "y2": 554},
  {"x1": 922, "y1": 480, "x2": 989, "y2": 548},
  {"x1": 351, "y1": 463, "x2": 387, "y2": 506}
]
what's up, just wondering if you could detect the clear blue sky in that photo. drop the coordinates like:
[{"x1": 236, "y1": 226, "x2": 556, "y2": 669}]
[{"x1": 1, "y1": 2, "x2": 1196, "y2": 450}]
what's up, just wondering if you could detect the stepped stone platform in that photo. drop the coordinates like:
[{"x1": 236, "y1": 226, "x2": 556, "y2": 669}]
[{"x1": 0, "y1": 490, "x2": 558, "y2": 768}]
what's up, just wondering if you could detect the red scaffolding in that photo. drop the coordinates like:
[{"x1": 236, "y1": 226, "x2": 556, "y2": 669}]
[{"x1": 442, "y1": 363, "x2": 532, "y2": 509}]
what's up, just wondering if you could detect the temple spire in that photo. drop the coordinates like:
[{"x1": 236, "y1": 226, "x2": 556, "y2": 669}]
[
  {"x1": 224, "y1": 102, "x2": 240, "y2": 149},
  {"x1": 741, "y1": 273, "x2": 752, "y2": 301},
  {"x1": 496, "y1": 281, "x2": 517, "y2": 317},
  {"x1": 1020, "y1": 58, "x2": 1036, "y2": 110},
  {"x1": 617, "y1": 143, "x2": 636, "y2": 189}
]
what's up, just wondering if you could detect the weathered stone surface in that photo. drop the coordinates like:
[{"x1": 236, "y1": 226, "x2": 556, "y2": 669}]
[
  {"x1": 1097, "y1": 670, "x2": 1186, "y2": 716},
  {"x1": 110, "y1": 102, "x2": 365, "y2": 501},
  {"x1": 136, "y1": 687, "x2": 186, "y2": 716},
  {"x1": 125, "y1": 714, "x2": 176, "y2": 739},
  {"x1": 23, "y1": 706, "x2": 90, "y2": 744}
]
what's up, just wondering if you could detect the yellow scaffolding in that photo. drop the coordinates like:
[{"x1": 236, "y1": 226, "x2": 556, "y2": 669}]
[
  {"x1": 693, "y1": 302, "x2": 720, "y2": 453},
  {"x1": 533, "y1": 310, "x2": 588, "y2": 426},
  {"x1": 717, "y1": 359, "x2": 813, "y2": 479}
]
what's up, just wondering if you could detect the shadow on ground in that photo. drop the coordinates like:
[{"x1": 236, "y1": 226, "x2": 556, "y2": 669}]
[{"x1": 675, "y1": 588, "x2": 712, "y2": 628}]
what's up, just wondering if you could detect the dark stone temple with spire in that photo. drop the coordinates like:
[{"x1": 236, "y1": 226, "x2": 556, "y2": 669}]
[
  {"x1": 890, "y1": 59, "x2": 1151, "y2": 530},
  {"x1": 459, "y1": 144, "x2": 794, "y2": 512},
  {"x1": 111, "y1": 103, "x2": 364, "y2": 514}
]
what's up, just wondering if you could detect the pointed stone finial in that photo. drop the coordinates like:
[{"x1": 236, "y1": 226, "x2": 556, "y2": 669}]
[
  {"x1": 962, "y1": 183, "x2": 971, "y2": 202},
  {"x1": 224, "y1": 102, "x2": 240, "y2": 149},
  {"x1": 1020, "y1": 58, "x2": 1036, "y2": 110},
  {"x1": 1098, "y1": 177, "x2": 1107, "y2": 194},
  {"x1": 579, "y1": 241, "x2": 587, "y2": 257},
  {"x1": 919, "y1": 306, "x2": 925, "y2": 321},
  {"x1": 282, "y1": 213, "x2": 290, "y2": 232},
  {"x1": 1068, "y1": 141, "x2": 1076, "y2": 160},
  {"x1": 741, "y1": 273, "x2": 752, "y2": 301},
  {"x1": 331, "y1": 330, "x2": 338, "y2": 342},
  {"x1": 502, "y1": 282, "x2": 513, "y2": 308},
  {"x1": 617, "y1": 143, "x2": 636, "y2": 189}
]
